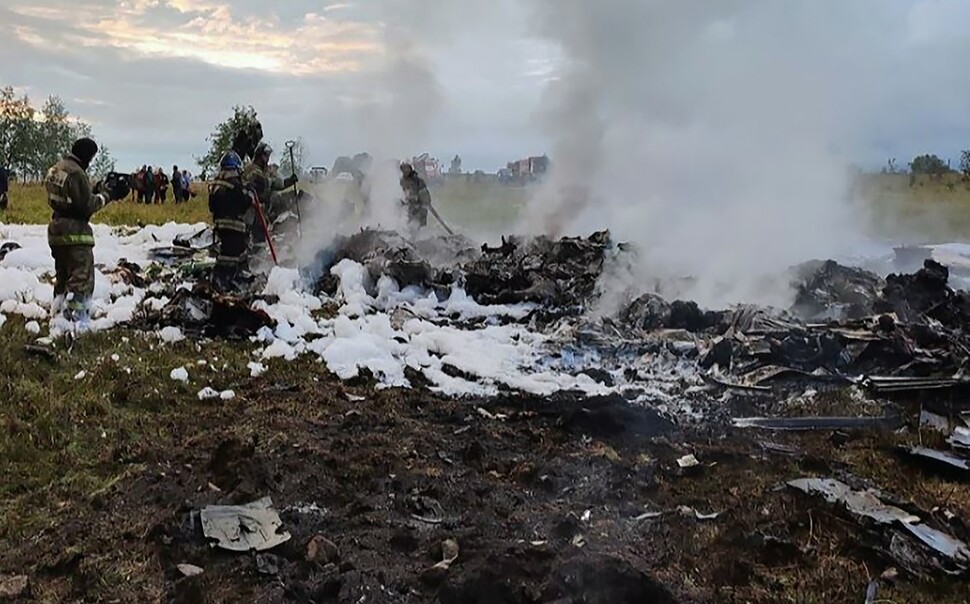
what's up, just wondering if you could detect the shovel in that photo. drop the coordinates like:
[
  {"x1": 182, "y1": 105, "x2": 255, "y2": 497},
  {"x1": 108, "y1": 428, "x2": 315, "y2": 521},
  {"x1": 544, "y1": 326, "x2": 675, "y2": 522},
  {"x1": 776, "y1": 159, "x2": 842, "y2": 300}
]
[
  {"x1": 428, "y1": 203, "x2": 455, "y2": 236},
  {"x1": 252, "y1": 193, "x2": 278, "y2": 265},
  {"x1": 285, "y1": 140, "x2": 303, "y2": 237}
]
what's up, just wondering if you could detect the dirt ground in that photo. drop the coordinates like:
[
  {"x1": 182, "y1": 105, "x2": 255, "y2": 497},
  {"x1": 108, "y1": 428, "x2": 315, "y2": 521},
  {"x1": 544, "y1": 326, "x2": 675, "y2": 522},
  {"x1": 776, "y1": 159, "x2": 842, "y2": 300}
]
[{"x1": 1, "y1": 351, "x2": 968, "y2": 604}]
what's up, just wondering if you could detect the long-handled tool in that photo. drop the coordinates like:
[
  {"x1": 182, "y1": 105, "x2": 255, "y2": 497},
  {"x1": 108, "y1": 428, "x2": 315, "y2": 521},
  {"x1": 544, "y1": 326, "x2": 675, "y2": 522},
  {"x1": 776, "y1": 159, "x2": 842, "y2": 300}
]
[
  {"x1": 427, "y1": 203, "x2": 455, "y2": 236},
  {"x1": 252, "y1": 193, "x2": 278, "y2": 265},
  {"x1": 285, "y1": 140, "x2": 303, "y2": 237}
]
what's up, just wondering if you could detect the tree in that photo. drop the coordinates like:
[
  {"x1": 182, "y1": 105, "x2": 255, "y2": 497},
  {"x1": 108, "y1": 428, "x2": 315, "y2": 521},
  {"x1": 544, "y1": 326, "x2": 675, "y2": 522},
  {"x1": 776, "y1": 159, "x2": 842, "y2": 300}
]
[
  {"x1": 197, "y1": 105, "x2": 261, "y2": 175},
  {"x1": 0, "y1": 85, "x2": 111, "y2": 182},
  {"x1": 90, "y1": 144, "x2": 116, "y2": 180},
  {"x1": 960, "y1": 150, "x2": 970, "y2": 177},
  {"x1": 0, "y1": 86, "x2": 37, "y2": 180},
  {"x1": 909, "y1": 154, "x2": 951, "y2": 175},
  {"x1": 278, "y1": 136, "x2": 307, "y2": 178},
  {"x1": 35, "y1": 95, "x2": 78, "y2": 180}
]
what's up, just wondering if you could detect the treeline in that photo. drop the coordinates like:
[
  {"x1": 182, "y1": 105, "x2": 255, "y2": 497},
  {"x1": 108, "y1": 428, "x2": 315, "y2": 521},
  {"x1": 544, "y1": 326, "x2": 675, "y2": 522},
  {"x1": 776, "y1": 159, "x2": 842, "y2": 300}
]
[
  {"x1": 883, "y1": 152, "x2": 970, "y2": 177},
  {"x1": 0, "y1": 85, "x2": 115, "y2": 183}
]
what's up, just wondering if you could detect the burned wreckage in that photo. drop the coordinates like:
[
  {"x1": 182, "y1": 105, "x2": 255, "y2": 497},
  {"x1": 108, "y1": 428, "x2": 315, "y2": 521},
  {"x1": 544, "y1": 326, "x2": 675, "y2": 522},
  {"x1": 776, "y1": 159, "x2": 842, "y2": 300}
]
[
  {"x1": 141, "y1": 225, "x2": 970, "y2": 395},
  {"x1": 131, "y1": 225, "x2": 970, "y2": 578}
]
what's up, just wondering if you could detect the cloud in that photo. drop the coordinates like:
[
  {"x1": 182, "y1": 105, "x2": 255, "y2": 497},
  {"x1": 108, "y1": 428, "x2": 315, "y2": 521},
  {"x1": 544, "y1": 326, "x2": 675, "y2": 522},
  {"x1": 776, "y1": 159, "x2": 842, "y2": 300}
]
[
  {"x1": 2, "y1": 0, "x2": 969, "y2": 185},
  {"x1": 10, "y1": 0, "x2": 381, "y2": 75}
]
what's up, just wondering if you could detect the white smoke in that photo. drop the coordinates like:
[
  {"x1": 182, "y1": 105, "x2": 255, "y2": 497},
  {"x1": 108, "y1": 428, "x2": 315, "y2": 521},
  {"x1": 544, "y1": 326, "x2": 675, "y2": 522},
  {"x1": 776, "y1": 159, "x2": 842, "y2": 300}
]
[
  {"x1": 293, "y1": 0, "x2": 970, "y2": 310},
  {"x1": 518, "y1": 0, "x2": 924, "y2": 308}
]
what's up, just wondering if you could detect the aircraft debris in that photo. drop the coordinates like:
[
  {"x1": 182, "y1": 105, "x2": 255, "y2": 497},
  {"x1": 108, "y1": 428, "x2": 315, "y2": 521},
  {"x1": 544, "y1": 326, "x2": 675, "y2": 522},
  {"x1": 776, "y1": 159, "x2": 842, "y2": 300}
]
[{"x1": 200, "y1": 497, "x2": 291, "y2": 552}]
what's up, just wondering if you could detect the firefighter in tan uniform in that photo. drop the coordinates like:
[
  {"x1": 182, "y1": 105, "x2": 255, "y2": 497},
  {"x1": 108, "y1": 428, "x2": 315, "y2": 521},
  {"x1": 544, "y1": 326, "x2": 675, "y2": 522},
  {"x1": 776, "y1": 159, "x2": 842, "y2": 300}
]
[
  {"x1": 45, "y1": 138, "x2": 128, "y2": 321},
  {"x1": 399, "y1": 162, "x2": 432, "y2": 234},
  {"x1": 207, "y1": 122, "x2": 264, "y2": 293},
  {"x1": 243, "y1": 142, "x2": 297, "y2": 244}
]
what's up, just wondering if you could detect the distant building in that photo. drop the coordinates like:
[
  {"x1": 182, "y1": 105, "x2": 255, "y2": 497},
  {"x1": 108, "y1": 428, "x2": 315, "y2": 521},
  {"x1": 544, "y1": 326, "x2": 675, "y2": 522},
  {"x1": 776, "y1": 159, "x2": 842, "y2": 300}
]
[
  {"x1": 502, "y1": 155, "x2": 549, "y2": 184},
  {"x1": 411, "y1": 153, "x2": 442, "y2": 183}
]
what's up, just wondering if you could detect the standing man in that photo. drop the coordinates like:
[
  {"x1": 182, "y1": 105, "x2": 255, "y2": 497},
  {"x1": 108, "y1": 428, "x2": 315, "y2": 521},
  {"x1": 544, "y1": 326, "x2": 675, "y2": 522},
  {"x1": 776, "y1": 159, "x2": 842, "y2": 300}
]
[
  {"x1": 0, "y1": 163, "x2": 10, "y2": 210},
  {"x1": 208, "y1": 121, "x2": 263, "y2": 293},
  {"x1": 145, "y1": 166, "x2": 155, "y2": 204},
  {"x1": 243, "y1": 142, "x2": 297, "y2": 243},
  {"x1": 156, "y1": 167, "x2": 169, "y2": 203},
  {"x1": 171, "y1": 165, "x2": 183, "y2": 203},
  {"x1": 135, "y1": 166, "x2": 147, "y2": 202},
  {"x1": 399, "y1": 162, "x2": 432, "y2": 234},
  {"x1": 181, "y1": 169, "x2": 193, "y2": 201},
  {"x1": 46, "y1": 137, "x2": 129, "y2": 322}
]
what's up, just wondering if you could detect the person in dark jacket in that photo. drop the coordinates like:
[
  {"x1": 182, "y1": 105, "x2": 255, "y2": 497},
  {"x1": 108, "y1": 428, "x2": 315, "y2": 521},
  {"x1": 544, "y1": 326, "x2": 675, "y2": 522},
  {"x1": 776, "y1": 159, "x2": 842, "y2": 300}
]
[
  {"x1": 399, "y1": 162, "x2": 431, "y2": 234},
  {"x1": 46, "y1": 138, "x2": 129, "y2": 322},
  {"x1": 208, "y1": 121, "x2": 263, "y2": 292},
  {"x1": 171, "y1": 165, "x2": 183, "y2": 203},
  {"x1": 144, "y1": 166, "x2": 155, "y2": 204},
  {"x1": 0, "y1": 164, "x2": 10, "y2": 210},
  {"x1": 154, "y1": 167, "x2": 168, "y2": 203}
]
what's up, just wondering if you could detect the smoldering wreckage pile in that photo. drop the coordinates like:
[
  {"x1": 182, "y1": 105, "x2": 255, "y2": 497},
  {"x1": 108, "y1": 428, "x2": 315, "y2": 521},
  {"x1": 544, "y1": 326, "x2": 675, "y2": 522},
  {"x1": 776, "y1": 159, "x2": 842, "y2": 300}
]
[{"x1": 2, "y1": 218, "x2": 970, "y2": 601}]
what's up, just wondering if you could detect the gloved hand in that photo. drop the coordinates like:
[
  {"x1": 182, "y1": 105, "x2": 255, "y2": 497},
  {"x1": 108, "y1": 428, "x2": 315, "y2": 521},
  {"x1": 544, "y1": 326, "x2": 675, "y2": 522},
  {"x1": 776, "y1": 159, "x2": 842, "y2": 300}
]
[
  {"x1": 101, "y1": 172, "x2": 131, "y2": 201},
  {"x1": 283, "y1": 174, "x2": 299, "y2": 189},
  {"x1": 93, "y1": 180, "x2": 111, "y2": 203}
]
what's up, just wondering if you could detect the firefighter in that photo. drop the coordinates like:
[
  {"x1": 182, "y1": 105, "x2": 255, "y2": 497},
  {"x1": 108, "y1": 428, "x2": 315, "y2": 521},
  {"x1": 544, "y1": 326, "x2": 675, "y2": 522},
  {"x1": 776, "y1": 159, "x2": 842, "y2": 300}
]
[
  {"x1": 399, "y1": 162, "x2": 431, "y2": 234},
  {"x1": 207, "y1": 121, "x2": 264, "y2": 293},
  {"x1": 243, "y1": 142, "x2": 297, "y2": 240},
  {"x1": 46, "y1": 137, "x2": 129, "y2": 322},
  {"x1": 208, "y1": 151, "x2": 252, "y2": 293}
]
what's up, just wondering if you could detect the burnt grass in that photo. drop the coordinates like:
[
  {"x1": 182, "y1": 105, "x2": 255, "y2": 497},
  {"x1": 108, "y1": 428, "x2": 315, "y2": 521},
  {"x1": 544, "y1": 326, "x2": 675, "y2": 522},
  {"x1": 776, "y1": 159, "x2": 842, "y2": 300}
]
[{"x1": 0, "y1": 321, "x2": 968, "y2": 603}]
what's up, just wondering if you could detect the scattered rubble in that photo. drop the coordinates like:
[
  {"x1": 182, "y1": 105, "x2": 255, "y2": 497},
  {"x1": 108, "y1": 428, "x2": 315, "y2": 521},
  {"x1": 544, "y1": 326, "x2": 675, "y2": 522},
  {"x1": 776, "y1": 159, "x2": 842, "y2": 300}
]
[
  {"x1": 176, "y1": 564, "x2": 204, "y2": 578},
  {"x1": 199, "y1": 497, "x2": 291, "y2": 552},
  {"x1": 0, "y1": 575, "x2": 29, "y2": 600},
  {"x1": 732, "y1": 415, "x2": 901, "y2": 432},
  {"x1": 792, "y1": 260, "x2": 884, "y2": 322},
  {"x1": 897, "y1": 446, "x2": 970, "y2": 475},
  {"x1": 788, "y1": 478, "x2": 970, "y2": 576}
]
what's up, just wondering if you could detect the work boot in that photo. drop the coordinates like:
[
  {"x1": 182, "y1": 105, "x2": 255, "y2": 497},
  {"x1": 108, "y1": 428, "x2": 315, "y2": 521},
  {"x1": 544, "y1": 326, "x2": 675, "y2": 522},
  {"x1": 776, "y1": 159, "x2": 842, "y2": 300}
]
[
  {"x1": 211, "y1": 268, "x2": 237, "y2": 294},
  {"x1": 63, "y1": 306, "x2": 91, "y2": 333}
]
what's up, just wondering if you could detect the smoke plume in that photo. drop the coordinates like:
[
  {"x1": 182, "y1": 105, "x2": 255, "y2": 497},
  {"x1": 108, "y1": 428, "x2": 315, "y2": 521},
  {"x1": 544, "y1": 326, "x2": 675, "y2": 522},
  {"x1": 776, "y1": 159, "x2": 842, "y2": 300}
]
[{"x1": 519, "y1": 0, "x2": 905, "y2": 309}]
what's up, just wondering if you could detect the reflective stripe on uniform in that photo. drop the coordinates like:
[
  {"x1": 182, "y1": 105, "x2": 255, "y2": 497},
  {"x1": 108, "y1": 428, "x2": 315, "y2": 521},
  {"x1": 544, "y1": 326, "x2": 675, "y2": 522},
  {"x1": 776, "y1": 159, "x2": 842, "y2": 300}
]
[
  {"x1": 49, "y1": 234, "x2": 96, "y2": 246},
  {"x1": 215, "y1": 255, "x2": 243, "y2": 266},
  {"x1": 48, "y1": 192, "x2": 70, "y2": 203},
  {"x1": 214, "y1": 219, "x2": 248, "y2": 232}
]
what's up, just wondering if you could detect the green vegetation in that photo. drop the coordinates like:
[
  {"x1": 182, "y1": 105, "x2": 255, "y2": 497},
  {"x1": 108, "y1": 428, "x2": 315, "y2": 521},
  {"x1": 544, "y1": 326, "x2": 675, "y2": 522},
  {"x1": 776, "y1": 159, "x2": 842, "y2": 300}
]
[
  {"x1": 1, "y1": 182, "x2": 213, "y2": 225},
  {"x1": 197, "y1": 104, "x2": 262, "y2": 175},
  {"x1": 0, "y1": 86, "x2": 115, "y2": 180},
  {"x1": 909, "y1": 153, "x2": 952, "y2": 175},
  {"x1": 855, "y1": 172, "x2": 970, "y2": 243},
  {"x1": 0, "y1": 318, "x2": 258, "y2": 539},
  {"x1": 1, "y1": 179, "x2": 531, "y2": 231}
]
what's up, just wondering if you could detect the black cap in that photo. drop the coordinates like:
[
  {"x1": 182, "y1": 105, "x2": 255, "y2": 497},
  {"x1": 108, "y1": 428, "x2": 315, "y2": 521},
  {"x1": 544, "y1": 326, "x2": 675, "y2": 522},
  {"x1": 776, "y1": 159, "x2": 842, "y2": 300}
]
[{"x1": 71, "y1": 138, "x2": 98, "y2": 169}]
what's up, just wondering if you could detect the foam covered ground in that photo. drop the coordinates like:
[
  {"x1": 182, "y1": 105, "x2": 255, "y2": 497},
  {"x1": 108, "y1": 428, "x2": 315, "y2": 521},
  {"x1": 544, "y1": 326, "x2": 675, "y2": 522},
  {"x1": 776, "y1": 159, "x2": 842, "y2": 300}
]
[{"x1": 1, "y1": 223, "x2": 685, "y2": 403}]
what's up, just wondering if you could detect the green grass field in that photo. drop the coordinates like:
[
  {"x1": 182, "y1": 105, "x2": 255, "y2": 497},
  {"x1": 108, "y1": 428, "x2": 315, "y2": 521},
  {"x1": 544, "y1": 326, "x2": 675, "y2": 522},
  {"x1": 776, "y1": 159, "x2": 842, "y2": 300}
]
[
  {"x1": 5, "y1": 175, "x2": 970, "y2": 244},
  {"x1": 855, "y1": 173, "x2": 970, "y2": 243},
  {"x1": 1, "y1": 179, "x2": 530, "y2": 231}
]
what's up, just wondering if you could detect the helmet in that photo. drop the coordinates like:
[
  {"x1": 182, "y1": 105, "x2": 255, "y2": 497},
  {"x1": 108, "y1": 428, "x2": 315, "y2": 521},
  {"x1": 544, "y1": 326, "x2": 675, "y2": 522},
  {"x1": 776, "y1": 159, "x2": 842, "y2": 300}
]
[
  {"x1": 336, "y1": 172, "x2": 355, "y2": 183},
  {"x1": 219, "y1": 151, "x2": 243, "y2": 171},
  {"x1": 254, "y1": 142, "x2": 273, "y2": 158}
]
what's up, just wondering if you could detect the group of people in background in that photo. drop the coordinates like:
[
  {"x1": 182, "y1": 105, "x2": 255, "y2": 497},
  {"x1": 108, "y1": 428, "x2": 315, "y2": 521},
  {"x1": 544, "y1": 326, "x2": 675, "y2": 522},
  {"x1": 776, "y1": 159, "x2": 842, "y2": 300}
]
[{"x1": 132, "y1": 165, "x2": 195, "y2": 204}]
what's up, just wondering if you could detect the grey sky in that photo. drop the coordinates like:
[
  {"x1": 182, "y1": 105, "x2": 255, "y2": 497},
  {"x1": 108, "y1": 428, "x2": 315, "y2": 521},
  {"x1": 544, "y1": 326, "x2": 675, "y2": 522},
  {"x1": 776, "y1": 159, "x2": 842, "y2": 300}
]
[{"x1": 2, "y1": 0, "x2": 969, "y2": 172}]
